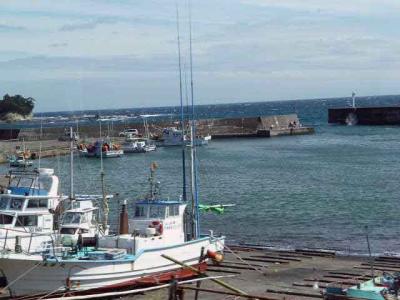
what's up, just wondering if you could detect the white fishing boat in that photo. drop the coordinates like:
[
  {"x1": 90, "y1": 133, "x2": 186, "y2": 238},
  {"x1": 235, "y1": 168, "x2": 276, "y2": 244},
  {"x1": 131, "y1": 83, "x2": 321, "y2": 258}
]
[
  {"x1": 0, "y1": 168, "x2": 62, "y2": 253},
  {"x1": 59, "y1": 194, "x2": 112, "y2": 247},
  {"x1": 0, "y1": 165, "x2": 224, "y2": 297},
  {"x1": 154, "y1": 127, "x2": 210, "y2": 147},
  {"x1": 122, "y1": 137, "x2": 156, "y2": 153},
  {"x1": 8, "y1": 154, "x2": 33, "y2": 168},
  {"x1": 8, "y1": 141, "x2": 33, "y2": 168}
]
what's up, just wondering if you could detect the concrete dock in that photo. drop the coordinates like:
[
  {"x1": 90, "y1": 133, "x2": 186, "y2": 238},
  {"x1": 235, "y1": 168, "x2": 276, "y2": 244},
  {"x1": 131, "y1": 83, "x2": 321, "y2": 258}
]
[
  {"x1": 0, "y1": 245, "x2": 394, "y2": 300},
  {"x1": 121, "y1": 245, "x2": 394, "y2": 300}
]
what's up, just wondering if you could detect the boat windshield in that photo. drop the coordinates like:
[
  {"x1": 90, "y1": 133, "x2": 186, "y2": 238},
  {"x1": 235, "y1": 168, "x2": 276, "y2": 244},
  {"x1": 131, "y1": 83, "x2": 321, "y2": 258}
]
[
  {"x1": 10, "y1": 198, "x2": 24, "y2": 210},
  {"x1": 38, "y1": 177, "x2": 53, "y2": 193},
  {"x1": 15, "y1": 215, "x2": 37, "y2": 227},
  {"x1": 27, "y1": 199, "x2": 48, "y2": 209},
  {"x1": 149, "y1": 206, "x2": 166, "y2": 218},
  {"x1": 10, "y1": 176, "x2": 34, "y2": 189},
  {"x1": 60, "y1": 227, "x2": 77, "y2": 234},
  {"x1": 135, "y1": 206, "x2": 147, "y2": 217},
  {"x1": 168, "y1": 205, "x2": 180, "y2": 217},
  {"x1": 0, "y1": 197, "x2": 9, "y2": 210},
  {"x1": 0, "y1": 214, "x2": 13, "y2": 225},
  {"x1": 63, "y1": 212, "x2": 86, "y2": 224}
]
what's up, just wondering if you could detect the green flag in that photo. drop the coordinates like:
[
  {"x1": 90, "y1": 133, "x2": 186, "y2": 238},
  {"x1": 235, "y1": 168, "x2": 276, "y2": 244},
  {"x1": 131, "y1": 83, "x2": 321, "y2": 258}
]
[{"x1": 198, "y1": 204, "x2": 225, "y2": 214}]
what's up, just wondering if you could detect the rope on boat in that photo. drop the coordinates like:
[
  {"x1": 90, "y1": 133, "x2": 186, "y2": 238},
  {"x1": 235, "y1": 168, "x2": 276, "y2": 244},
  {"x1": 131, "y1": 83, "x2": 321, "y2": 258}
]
[
  {"x1": 43, "y1": 274, "x2": 235, "y2": 300},
  {"x1": 0, "y1": 263, "x2": 41, "y2": 294},
  {"x1": 36, "y1": 286, "x2": 64, "y2": 300},
  {"x1": 218, "y1": 240, "x2": 267, "y2": 275}
]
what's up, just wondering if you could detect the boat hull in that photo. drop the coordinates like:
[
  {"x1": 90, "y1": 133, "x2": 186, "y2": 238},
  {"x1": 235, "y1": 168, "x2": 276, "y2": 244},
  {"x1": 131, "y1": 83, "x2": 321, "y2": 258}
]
[{"x1": 0, "y1": 236, "x2": 224, "y2": 297}]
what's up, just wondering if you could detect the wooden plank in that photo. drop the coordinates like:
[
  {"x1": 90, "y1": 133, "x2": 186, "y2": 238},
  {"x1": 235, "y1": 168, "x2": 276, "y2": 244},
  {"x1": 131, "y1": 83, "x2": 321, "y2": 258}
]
[
  {"x1": 323, "y1": 275, "x2": 373, "y2": 282},
  {"x1": 293, "y1": 282, "x2": 328, "y2": 288},
  {"x1": 266, "y1": 288, "x2": 323, "y2": 299},
  {"x1": 303, "y1": 278, "x2": 360, "y2": 285},
  {"x1": 266, "y1": 251, "x2": 313, "y2": 259},
  {"x1": 220, "y1": 260, "x2": 267, "y2": 268},
  {"x1": 376, "y1": 256, "x2": 400, "y2": 262},
  {"x1": 250, "y1": 255, "x2": 302, "y2": 262},
  {"x1": 295, "y1": 249, "x2": 335, "y2": 257},
  {"x1": 209, "y1": 264, "x2": 262, "y2": 271},
  {"x1": 354, "y1": 266, "x2": 400, "y2": 272},
  {"x1": 362, "y1": 262, "x2": 400, "y2": 268},
  {"x1": 324, "y1": 274, "x2": 358, "y2": 279},
  {"x1": 180, "y1": 286, "x2": 281, "y2": 300},
  {"x1": 206, "y1": 268, "x2": 241, "y2": 274},
  {"x1": 329, "y1": 271, "x2": 367, "y2": 277},
  {"x1": 242, "y1": 257, "x2": 289, "y2": 264}
]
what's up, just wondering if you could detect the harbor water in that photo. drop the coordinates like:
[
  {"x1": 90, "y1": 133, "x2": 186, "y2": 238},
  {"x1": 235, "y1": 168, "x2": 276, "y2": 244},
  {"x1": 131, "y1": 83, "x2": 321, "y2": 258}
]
[{"x1": 2, "y1": 96, "x2": 400, "y2": 255}]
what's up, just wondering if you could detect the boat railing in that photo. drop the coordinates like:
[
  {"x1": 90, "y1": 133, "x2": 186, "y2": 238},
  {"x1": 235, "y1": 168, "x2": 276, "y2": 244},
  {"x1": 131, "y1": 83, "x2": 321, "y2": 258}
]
[
  {"x1": 0, "y1": 194, "x2": 57, "y2": 200},
  {"x1": 0, "y1": 227, "x2": 56, "y2": 254}
]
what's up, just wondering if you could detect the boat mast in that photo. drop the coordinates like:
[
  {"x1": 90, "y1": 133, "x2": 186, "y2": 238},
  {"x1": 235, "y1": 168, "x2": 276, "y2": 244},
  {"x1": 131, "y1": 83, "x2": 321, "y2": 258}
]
[
  {"x1": 188, "y1": 0, "x2": 200, "y2": 239},
  {"x1": 38, "y1": 116, "x2": 43, "y2": 169},
  {"x1": 69, "y1": 126, "x2": 74, "y2": 200},
  {"x1": 176, "y1": 1, "x2": 187, "y2": 203},
  {"x1": 99, "y1": 121, "x2": 108, "y2": 232}
]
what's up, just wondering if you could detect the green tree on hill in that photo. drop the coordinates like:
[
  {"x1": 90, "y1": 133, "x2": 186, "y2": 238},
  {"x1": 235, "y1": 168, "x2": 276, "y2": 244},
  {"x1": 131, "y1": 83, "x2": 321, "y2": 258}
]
[{"x1": 0, "y1": 94, "x2": 35, "y2": 118}]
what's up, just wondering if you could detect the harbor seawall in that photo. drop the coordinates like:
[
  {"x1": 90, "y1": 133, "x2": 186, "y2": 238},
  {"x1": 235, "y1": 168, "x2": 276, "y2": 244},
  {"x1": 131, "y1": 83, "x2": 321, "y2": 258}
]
[
  {"x1": 17, "y1": 114, "x2": 314, "y2": 141},
  {"x1": 328, "y1": 107, "x2": 400, "y2": 125}
]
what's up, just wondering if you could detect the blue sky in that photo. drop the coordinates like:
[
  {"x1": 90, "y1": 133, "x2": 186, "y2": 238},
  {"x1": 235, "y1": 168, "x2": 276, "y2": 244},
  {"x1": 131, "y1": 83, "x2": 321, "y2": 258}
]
[{"x1": 0, "y1": 0, "x2": 399, "y2": 112}]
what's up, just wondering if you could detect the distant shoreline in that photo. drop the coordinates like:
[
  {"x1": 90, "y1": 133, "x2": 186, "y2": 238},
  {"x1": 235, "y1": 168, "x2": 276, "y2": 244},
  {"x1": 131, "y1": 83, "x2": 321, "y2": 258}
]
[{"x1": 33, "y1": 94, "x2": 400, "y2": 116}]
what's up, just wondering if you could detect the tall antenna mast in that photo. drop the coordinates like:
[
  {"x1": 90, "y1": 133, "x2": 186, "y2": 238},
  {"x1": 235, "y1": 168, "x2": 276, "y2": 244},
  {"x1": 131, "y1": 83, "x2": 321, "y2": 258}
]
[
  {"x1": 365, "y1": 226, "x2": 375, "y2": 281},
  {"x1": 188, "y1": 0, "x2": 199, "y2": 239},
  {"x1": 69, "y1": 126, "x2": 74, "y2": 200},
  {"x1": 38, "y1": 116, "x2": 43, "y2": 169},
  {"x1": 176, "y1": 0, "x2": 187, "y2": 202},
  {"x1": 99, "y1": 121, "x2": 108, "y2": 232}
]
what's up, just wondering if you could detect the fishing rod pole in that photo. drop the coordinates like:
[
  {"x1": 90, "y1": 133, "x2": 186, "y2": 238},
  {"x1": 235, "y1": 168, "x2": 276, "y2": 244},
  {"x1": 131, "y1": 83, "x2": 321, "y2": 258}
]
[
  {"x1": 188, "y1": 0, "x2": 200, "y2": 239},
  {"x1": 175, "y1": 0, "x2": 187, "y2": 203}
]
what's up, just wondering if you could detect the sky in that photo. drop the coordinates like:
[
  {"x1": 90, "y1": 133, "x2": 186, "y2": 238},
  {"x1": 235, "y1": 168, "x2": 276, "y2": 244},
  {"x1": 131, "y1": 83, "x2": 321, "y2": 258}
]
[{"x1": 0, "y1": 0, "x2": 400, "y2": 112}]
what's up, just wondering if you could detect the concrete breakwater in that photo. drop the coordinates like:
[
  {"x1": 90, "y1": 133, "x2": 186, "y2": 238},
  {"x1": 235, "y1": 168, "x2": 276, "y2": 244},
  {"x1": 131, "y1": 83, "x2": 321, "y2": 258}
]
[
  {"x1": 0, "y1": 114, "x2": 313, "y2": 163},
  {"x1": 17, "y1": 114, "x2": 314, "y2": 141},
  {"x1": 329, "y1": 106, "x2": 400, "y2": 125}
]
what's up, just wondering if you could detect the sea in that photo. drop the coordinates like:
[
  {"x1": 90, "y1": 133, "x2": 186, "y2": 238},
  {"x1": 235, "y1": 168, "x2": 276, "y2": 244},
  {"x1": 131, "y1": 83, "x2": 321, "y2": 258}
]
[{"x1": 2, "y1": 94, "x2": 400, "y2": 255}]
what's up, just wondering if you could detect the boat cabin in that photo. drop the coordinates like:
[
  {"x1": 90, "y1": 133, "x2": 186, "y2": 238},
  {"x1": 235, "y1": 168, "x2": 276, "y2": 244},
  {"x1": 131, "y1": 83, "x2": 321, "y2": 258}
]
[
  {"x1": 0, "y1": 168, "x2": 61, "y2": 252},
  {"x1": 0, "y1": 168, "x2": 60, "y2": 234},
  {"x1": 159, "y1": 127, "x2": 187, "y2": 146},
  {"x1": 132, "y1": 200, "x2": 187, "y2": 243},
  {"x1": 99, "y1": 200, "x2": 187, "y2": 252},
  {"x1": 59, "y1": 194, "x2": 113, "y2": 247},
  {"x1": 60, "y1": 199, "x2": 99, "y2": 236}
]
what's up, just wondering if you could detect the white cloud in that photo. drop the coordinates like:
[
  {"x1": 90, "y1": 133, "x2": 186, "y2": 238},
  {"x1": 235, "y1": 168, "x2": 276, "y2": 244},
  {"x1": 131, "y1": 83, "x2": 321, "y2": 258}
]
[
  {"x1": 241, "y1": 0, "x2": 400, "y2": 16},
  {"x1": 0, "y1": 0, "x2": 399, "y2": 110}
]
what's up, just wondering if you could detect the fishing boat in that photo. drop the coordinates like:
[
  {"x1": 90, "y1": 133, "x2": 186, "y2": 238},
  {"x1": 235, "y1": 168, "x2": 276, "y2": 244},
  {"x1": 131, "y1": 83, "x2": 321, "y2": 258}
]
[
  {"x1": 154, "y1": 127, "x2": 210, "y2": 147},
  {"x1": 79, "y1": 138, "x2": 123, "y2": 158},
  {"x1": 8, "y1": 154, "x2": 33, "y2": 168},
  {"x1": 122, "y1": 137, "x2": 156, "y2": 153},
  {"x1": 324, "y1": 274, "x2": 400, "y2": 300},
  {"x1": 0, "y1": 168, "x2": 62, "y2": 253},
  {"x1": 0, "y1": 163, "x2": 224, "y2": 297},
  {"x1": 8, "y1": 142, "x2": 33, "y2": 168},
  {"x1": 59, "y1": 194, "x2": 112, "y2": 247}
]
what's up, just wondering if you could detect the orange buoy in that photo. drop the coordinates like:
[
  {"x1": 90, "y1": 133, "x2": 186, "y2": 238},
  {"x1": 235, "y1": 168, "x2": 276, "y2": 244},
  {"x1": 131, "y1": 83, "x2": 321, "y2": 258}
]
[{"x1": 206, "y1": 250, "x2": 224, "y2": 263}]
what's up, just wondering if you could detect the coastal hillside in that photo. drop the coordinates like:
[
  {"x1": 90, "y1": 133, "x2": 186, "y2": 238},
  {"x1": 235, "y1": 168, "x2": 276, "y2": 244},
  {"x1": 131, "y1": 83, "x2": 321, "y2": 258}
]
[{"x1": 0, "y1": 94, "x2": 35, "y2": 122}]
